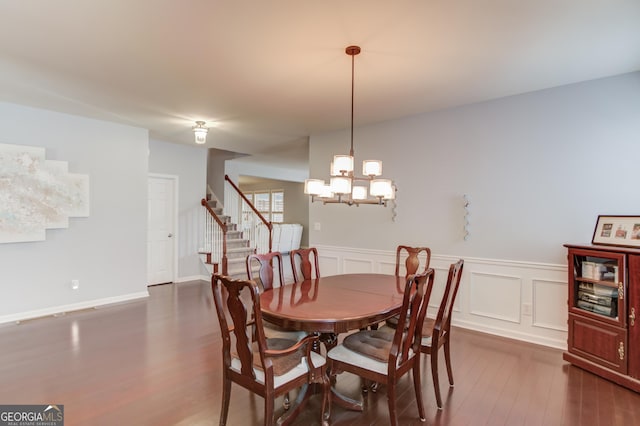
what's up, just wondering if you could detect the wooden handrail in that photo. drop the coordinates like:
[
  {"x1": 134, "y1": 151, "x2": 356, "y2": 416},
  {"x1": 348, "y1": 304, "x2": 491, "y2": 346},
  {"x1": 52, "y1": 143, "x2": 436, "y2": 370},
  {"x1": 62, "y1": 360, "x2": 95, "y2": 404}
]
[
  {"x1": 225, "y1": 174, "x2": 273, "y2": 252},
  {"x1": 201, "y1": 198, "x2": 228, "y2": 274},
  {"x1": 201, "y1": 198, "x2": 228, "y2": 230},
  {"x1": 225, "y1": 175, "x2": 273, "y2": 232}
]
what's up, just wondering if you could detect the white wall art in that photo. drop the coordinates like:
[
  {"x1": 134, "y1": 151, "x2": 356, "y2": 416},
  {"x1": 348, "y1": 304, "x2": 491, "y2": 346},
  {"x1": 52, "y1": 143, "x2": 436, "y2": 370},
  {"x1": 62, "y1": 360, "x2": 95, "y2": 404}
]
[{"x1": 0, "y1": 143, "x2": 89, "y2": 243}]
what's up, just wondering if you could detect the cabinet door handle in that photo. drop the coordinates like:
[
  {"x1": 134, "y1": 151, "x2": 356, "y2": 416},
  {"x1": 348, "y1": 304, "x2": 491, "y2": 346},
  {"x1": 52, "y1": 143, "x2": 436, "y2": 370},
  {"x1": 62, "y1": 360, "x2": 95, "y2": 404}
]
[
  {"x1": 618, "y1": 342, "x2": 625, "y2": 360},
  {"x1": 630, "y1": 307, "x2": 636, "y2": 327}
]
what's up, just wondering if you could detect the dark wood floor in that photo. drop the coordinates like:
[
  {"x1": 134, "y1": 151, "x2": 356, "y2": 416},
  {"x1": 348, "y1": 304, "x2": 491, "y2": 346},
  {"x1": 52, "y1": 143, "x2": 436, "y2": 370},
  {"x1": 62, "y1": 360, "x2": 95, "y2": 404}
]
[{"x1": 1, "y1": 280, "x2": 639, "y2": 425}]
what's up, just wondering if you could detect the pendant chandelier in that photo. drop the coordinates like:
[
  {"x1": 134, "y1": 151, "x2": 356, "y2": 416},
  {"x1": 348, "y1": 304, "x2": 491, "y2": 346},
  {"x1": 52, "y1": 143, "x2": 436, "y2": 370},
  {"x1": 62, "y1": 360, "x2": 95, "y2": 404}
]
[{"x1": 304, "y1": 45, "x2": 396, "y2": 206}]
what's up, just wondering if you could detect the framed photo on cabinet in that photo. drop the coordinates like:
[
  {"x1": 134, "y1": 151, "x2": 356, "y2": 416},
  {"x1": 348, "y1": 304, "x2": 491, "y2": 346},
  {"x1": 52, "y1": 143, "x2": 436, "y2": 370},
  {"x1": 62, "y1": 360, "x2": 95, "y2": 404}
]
[{"x1": 592, "y1": 215, "x2": 640, "y2": 247}]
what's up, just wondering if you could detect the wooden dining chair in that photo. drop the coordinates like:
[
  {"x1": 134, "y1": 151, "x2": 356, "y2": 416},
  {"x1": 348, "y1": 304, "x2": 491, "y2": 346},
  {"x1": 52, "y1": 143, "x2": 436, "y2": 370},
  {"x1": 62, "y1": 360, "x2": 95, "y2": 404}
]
[
  {"x1": 395, "y1": 245, "x2": 431, "y2": 277},
  {"x1": 327, "y1": 270, "x2": 435, "y2": 426},
  {"x1": 290, "y1": 247, "x2": 320, "y2": 282},
  {"x1": 247, "y1": 251, "x2": 307, "y2": 379},
  {"x1": 421, "y1": 259, "x2": 464, "y2": 409},
  {"x1": 247, "y1": 251, "x2": 285, "y2": 291},
  {"x1": 385, "y1": 245, "x2": 432, "y2": 329},
  {"x1": 212, "y1": 274, "x2": 330, "y2": 426}
]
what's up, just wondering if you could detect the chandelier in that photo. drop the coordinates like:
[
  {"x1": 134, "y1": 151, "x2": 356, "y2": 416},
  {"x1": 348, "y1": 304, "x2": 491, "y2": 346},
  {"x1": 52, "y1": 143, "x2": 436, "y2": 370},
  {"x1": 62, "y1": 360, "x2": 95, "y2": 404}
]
[{"x1": 304, "y1": 45, "x2": 396, "y2": 206}]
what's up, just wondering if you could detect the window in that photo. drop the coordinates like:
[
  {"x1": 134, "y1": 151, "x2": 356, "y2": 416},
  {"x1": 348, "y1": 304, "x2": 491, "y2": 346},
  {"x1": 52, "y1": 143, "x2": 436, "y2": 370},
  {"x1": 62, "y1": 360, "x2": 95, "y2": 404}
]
[
  {"x1": 243, "y1": 190, "x2": 284, "y2": 223},
  {"x1": 271, "y1": 191, "x2": 284, "y2": 223}
]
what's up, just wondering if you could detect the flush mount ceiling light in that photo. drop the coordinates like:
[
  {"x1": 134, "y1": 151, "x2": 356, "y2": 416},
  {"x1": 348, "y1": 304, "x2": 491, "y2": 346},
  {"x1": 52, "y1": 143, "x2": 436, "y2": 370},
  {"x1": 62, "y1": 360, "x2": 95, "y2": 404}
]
[
  {"x1": 192, "y1": 121, "x2": 208, "y2": 144},
  {"x1": 304, "y1": 45, "x2": 396, "y2": 206}
]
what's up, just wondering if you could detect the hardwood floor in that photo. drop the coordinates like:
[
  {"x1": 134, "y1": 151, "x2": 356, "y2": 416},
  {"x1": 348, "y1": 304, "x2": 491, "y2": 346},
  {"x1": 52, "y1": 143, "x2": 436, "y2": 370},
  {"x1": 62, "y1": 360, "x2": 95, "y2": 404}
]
[{"x1": 1, "y1": 280, "x2": 639, "y2": 425}]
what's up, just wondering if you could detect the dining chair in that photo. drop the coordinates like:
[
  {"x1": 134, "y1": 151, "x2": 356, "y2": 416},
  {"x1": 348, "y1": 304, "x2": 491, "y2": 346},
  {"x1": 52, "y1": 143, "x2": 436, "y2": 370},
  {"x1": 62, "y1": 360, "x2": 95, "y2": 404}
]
[
  {"x1": 385, "y1": 245, "x2": 432, "y2": 329},
  {"x1": 290, "y1": 247, "x2": 320, "y2": 282},
  {"x1": 246, "y1": 251, "x2": 308, "y2": 409},
  {"x1": 212, "y1": 274, "x2": 330, "y2": 426},
  {"x1": 247, "y1": 251, "x2": 286, "y2": 291},
  {"x1": 395, "y1": 245, "x2": 432, "y2": 277},
  {"x1": 421, "y1": 259, "x2": 464, "y2": 409},
  {"x1": 327, "y1": 269, "x2": 435, "y2": 426}
]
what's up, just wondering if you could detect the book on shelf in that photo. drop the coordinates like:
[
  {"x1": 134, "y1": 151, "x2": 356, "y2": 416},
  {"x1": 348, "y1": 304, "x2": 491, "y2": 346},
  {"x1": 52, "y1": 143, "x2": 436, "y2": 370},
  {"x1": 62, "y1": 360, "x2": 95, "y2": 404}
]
[
  {"x1": 577, "y1": 290, "x2": 615, "y2": 308},
  {"x1": 577, "y1": 300, "x2": 617, "y2": 318},
  {"x1": 578, "y1": 282, "x2": 618, "y2": 298}
]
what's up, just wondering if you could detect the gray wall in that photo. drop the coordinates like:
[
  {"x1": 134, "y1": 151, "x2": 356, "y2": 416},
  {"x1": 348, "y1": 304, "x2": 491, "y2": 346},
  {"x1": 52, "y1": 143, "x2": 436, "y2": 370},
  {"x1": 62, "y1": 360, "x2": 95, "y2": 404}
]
[
  {"x1": 308, "y1": 72, "x2": 640, "y2": 264},
  {"x1": 149, "y1": 139, "x2": 208, "y2": 279},
  {"x1": 239, "y1": 178, "x2": 309, "y2": 247},
  {"x1": 0, "y1": 101, "x2": 149, "y2": 321},
  {"x1": 207, "y1": 148, "x2": 246, "y2": 201}
]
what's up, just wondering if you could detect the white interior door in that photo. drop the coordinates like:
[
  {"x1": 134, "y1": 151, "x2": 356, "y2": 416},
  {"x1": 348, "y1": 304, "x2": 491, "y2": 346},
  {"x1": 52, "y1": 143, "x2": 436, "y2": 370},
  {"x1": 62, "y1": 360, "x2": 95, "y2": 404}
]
[{"x1": 147, "y1": 175, "x2": 176, "y2": 285}]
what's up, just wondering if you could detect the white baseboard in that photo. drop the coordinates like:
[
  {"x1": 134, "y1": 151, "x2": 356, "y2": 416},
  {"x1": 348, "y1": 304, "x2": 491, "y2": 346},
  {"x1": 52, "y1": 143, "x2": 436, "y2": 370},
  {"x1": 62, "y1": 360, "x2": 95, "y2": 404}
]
[
  {"x1": 453, "y1": 319, "x2": 567, "y2": 350},
  {"x1": 0, "y1": 291, "x2": 149, "y2": 325}
]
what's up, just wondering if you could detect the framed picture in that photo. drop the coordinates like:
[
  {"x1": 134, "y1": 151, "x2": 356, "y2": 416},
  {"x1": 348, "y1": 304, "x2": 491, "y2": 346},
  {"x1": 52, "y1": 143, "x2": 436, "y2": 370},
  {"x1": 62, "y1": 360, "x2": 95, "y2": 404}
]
[{"x1": 592, "y1": 215, "x2": 640, "y2": 247}]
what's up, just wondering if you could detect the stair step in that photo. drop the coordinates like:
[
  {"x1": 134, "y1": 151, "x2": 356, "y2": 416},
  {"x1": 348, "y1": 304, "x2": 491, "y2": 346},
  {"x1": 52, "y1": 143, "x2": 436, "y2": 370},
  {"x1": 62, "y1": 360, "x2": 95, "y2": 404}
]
[
  {"x1": 227, "y1": 238, "x2": 249, "y2": 249},
  {"x1": 227, "y1": 230, "x2": 242, "y2": 239},
  {"x1": 227, "y1": 247, "x2": 255, "y2": 259}
]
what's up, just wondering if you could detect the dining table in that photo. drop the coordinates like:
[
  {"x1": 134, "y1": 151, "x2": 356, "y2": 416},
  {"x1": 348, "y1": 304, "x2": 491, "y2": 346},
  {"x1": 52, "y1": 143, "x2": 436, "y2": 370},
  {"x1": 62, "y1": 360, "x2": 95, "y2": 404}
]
[{"x1": 259, "y1": 273, "x2": 406, "y2": 410}]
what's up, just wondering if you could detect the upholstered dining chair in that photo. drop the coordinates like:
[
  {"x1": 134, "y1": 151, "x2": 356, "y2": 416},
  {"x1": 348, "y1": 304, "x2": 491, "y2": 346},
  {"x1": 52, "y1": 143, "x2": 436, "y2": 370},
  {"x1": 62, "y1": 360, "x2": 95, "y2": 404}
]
[
  {"x1": 290, "y1": 247, "x2": 320, "y2": 282},
  {"x1": 421, "y1": 259, "x2": 464, "y2": 409},
  {"x1": 212, "y1": 274, "x2": 330, "y2": 426},
  {"x1": 395, "y1": 245, "x2": 432, "y2": 278},
  {"x1": 327, "y1": 270, "x2": 435, "y2": 426}
]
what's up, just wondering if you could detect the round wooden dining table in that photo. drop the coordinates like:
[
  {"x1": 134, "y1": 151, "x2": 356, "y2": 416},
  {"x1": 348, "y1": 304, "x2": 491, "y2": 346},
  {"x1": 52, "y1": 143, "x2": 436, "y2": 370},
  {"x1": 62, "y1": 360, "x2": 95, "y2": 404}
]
[
  {"x1": 260, "y1": 273, "x2": 405, "y2": 348},
  {"x1": 260, "y1": 273, "x2": 406, "y2": 411}
]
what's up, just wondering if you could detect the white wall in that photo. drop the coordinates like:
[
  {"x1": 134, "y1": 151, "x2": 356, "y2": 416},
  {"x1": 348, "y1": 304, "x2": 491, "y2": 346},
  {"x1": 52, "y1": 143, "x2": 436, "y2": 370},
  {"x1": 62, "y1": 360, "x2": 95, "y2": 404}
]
[
  {"x1": 308, "y1": 72, "x2": 640, "y2": 348},
  {"x1": 0, "y1": 101, "x2": 149, "y2": 322},
  {"x1": 148, "y1": 138, "x2": 208, "y2": 280}
]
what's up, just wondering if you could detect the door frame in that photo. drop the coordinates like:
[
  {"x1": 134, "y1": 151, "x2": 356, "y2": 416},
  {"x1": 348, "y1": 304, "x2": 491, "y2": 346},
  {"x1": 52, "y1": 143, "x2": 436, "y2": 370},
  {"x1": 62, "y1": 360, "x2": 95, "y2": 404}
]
[{"x1": 148, "y1": 173, "x2": 179, "y2": 285}]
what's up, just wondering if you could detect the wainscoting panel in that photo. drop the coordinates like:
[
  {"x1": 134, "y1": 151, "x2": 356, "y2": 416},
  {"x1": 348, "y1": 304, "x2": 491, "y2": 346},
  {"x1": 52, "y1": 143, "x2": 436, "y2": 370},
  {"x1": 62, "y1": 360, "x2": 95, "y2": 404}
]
[
  {"x1": 318, "y1": 254, "x2": 340, "y2": 275},
  {"x1": 532, "y1": 278, "x2": 569, "y2": 332},
  {"x1": 469, "y1": 272, "x2": 522, "y2": 323},
  {"x1": 315, "y1": 245, "x2": 568, "y2": 349},
  {"x1": 378, "y1": 260, "x2": 396, "y2": 275},
  {"x1": 343, "y1": 257, "x2": 375, "y2": 273}
]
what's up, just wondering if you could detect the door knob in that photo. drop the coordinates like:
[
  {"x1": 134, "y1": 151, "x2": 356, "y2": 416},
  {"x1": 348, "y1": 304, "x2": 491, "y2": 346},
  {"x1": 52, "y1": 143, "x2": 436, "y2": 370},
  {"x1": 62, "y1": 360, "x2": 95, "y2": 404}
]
[{"x1": 168, "y1": 233, "x2": 173, "y2": 238}]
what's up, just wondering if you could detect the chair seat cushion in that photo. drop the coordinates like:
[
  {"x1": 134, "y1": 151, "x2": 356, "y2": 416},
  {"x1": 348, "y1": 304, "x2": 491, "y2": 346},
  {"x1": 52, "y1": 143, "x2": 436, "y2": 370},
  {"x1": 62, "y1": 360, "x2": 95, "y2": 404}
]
[
  {"x1": 263, "y1": 321, "x2": 307, "y2": 341},
  {"x1": 385, "y1": 314, "x2": 401, "y2": 329},
  {"x1": 259, "y1": 338, "x2": 303, "y2": 376},
  {"x1": 231, "y1": 344, "x2": 326, "y2": 387},
  {"x1": 342, "y1": 329, "x2": 394, "y2": 362},
  {"x1": 421, "y1": 317, "x2": 435, "y2": 337},
  {"x1": 232, "y1": 337, "x2": 305, "y2": 376}
]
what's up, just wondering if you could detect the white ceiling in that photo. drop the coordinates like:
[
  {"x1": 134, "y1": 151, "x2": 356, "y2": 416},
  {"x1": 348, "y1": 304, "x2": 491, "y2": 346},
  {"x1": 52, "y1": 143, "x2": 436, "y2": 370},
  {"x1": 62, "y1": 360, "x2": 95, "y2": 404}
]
[{"x1": 0, "y1": 1, "x2": 639, "y2": 162}]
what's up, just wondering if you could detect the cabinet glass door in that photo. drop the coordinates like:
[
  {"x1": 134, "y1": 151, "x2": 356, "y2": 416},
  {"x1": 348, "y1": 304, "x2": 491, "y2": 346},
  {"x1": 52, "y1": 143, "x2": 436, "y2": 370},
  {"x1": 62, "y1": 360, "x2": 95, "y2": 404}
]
[{"x1": 570, "y1": 249, "x2": 626, "y2": 326}]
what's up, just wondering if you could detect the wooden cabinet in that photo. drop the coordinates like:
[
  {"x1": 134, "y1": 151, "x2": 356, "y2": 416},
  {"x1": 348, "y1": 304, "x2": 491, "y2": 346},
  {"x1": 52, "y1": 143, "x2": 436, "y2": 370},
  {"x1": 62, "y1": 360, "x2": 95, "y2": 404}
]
[{"x1": 564, "y1": 244, "x2": 640, "y2": 392}]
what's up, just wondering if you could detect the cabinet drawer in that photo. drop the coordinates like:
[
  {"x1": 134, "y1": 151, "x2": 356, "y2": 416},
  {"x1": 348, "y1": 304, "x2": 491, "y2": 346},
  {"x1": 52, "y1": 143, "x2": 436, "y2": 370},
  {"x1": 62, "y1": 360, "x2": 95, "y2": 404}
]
[{"x1": 568, "y1": 313, "x2": 627, "y2": 374}]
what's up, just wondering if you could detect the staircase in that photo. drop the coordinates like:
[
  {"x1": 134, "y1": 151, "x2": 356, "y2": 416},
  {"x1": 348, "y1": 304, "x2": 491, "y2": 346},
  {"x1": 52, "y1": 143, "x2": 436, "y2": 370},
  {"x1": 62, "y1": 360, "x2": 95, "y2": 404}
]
[{"x1": 201, "y1": 198, "x2": 254, "y2": 279}]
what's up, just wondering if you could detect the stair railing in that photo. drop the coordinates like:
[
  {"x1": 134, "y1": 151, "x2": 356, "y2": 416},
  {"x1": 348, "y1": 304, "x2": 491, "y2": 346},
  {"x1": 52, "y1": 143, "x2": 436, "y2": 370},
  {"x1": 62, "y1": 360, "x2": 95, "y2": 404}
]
[
  {"x1": 201, "y1": 198, "x2": 228, "y2": 274},
  {"x1": 224, "y1": 174, "x2": 272, "y2": 254}
]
